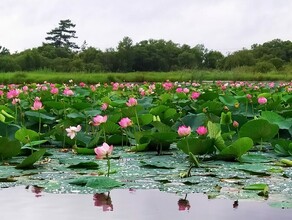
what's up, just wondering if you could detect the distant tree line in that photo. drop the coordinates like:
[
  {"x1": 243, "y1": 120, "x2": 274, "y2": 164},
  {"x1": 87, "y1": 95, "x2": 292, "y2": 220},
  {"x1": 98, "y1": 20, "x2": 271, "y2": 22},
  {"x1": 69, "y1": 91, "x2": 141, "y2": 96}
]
[{"x1": 0, "y1": 19, "x2": 292, "y2": 73}]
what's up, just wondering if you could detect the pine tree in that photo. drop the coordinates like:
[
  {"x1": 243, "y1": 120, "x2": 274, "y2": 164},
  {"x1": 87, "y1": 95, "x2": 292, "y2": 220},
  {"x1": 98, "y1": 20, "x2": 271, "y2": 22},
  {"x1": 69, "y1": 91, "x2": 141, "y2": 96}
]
[{"x1": 45, "y1": 19, "x2": 79, "y2": 50}]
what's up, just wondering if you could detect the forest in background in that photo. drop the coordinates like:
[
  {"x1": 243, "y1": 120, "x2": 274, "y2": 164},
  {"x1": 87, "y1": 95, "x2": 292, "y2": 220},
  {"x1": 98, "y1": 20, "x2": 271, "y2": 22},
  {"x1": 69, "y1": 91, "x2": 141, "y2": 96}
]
[{"x1": 1, "y1": 19, "x2": 292, "y2": 74}]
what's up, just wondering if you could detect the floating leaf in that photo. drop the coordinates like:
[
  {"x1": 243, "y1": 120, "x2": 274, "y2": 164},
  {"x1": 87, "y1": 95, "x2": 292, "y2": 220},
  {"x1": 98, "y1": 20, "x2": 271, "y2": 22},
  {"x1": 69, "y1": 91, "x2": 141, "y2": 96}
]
[
  {"x1": 69, "y1": 176, "x2": 123, "y2": 190},
  {"x1": 68, "y1": 162, "x2": 99, "y2": 169},
  {"x1": 16, "y1": 149, "x2": 46, "y2": 169}
]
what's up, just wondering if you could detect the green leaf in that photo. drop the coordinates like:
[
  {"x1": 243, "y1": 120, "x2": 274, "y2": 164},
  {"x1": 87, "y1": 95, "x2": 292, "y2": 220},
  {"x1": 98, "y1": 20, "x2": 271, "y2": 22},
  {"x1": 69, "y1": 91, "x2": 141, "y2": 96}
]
[
  {"x1": 177, "y1": 137, "x2": 214, "y2": 155},
  {"x1": 261, "y1": 111, "x2": 292, "y2": 130},
  {"x1": 25, "y1": 111, "x2": 55, "y2": 121},
  {"x1": 16, "y1": 149, "x2": 46, "y2": 169},
  {"x1": 220, "y1": 112, "x2": 232, "y2": 125},
  {"x1": 220, "y1": 137, "x2": 253, "y2": 160},
  {"x1": 15, "y1": 128, "x2": 39, "y2": 144},
  {"x1": 73, "y1": 147, "x2": 95, "y2": 155},
  {"x1": 67, "y1": 112, "x2": 86, "y2": 119},
  {"x1": 0, "y1": 137, "x2": 21, "y2": 159},
  {"x1": 101, "y1": 121, "x2": 120, "y2": 134},
  {"x1": 244, "y1": 183, "x2": 268, "y2": 190},
  {"x1": 69, "y1": 176, "x2": 123, "y2": 190},
  {"x1": 219, "y1": 95, "x2": 238, "y2": 106},
  {"x1": 239, "y1": 119, "x2": 279, "y2": 143},
  {"x1": 140, "y1": 157, "x2": 175, "y2": 169},
  {"x1": 23, "y1": 140, "x2": 48, "y2": 148},
  {"x1": 68, "y1": 162, "x2": 99, "y2": 169},
  {"x1": 138, "y1": 114, "x2": 153, "y2": 126}
]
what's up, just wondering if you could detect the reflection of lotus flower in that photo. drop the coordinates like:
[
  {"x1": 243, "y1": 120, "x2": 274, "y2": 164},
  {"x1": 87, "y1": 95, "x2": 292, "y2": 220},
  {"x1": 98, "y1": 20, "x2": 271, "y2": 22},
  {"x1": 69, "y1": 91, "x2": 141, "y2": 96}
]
[
  {"x1": 178, "y1": 199, "x2": 191, "y2": 211},
  {"x1": 196, "y1": 126, "x2": 208, "y2": 136},
  {"x1": 65, "y1": 125, "x2": 81, "y2": 139},
  {"x1": 93, "y1": 193, "x2": 113, "y2": 211},
  {"x1": 178, "y1": 125, "x2": 191, "y2": 137},
  {"x1": 94, "y1": 142, "x2": 113, "y2": 159}
]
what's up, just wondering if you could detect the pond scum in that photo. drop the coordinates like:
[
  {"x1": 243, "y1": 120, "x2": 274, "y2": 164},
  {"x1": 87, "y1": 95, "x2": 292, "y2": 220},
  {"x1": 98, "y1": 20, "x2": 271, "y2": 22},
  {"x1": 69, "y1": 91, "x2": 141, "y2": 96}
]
[{"x1": 1, "y1": 80, "x2": 292, "y2": 208}]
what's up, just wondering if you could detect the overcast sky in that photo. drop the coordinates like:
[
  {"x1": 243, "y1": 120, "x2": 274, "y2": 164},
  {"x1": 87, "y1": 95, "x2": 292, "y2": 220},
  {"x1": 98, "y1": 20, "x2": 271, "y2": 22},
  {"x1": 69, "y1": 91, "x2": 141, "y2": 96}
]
[{"x1": 1, "y1": 0, "x2": 291, "y2": 54}]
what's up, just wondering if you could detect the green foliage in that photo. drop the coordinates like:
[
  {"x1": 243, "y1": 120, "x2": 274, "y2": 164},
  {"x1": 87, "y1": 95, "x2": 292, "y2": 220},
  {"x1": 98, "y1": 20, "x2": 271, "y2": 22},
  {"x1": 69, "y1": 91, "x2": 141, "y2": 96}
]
[
  {"x1": 254, "y1": 61, "x2": 276, "y2": 73},
  {"x1": 16, "y1": 149, "x2": 46, "y2": 169},
  {"x1": 0, "y1": 137, "x2": 21, "y2": 160},
  {"x1": 239, "y1": 119, "x2": 279, "y2": 143}
]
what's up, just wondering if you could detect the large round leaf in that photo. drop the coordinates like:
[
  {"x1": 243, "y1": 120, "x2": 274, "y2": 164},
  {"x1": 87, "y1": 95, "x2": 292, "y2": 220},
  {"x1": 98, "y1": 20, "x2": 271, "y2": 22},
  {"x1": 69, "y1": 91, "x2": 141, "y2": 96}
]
[
  {"x1": 219, "y1": 137, "x2": 253, "y2": 160},
  {"x1": 0, "y1": 137, "x2": 21, "y2": 159},
  {"x1": 177, "y1": 137, "x2": 214, "y2": 155},
  {"x1": 239, "y1": 119, "x2": 279, "y2": 143}
]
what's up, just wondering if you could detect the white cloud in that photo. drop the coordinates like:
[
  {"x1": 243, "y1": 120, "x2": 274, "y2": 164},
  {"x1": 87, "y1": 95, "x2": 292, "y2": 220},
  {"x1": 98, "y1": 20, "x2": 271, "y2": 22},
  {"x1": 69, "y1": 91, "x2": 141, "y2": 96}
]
[{"x1": 0, "y1": 0, "x2": 291, "y2": 53}]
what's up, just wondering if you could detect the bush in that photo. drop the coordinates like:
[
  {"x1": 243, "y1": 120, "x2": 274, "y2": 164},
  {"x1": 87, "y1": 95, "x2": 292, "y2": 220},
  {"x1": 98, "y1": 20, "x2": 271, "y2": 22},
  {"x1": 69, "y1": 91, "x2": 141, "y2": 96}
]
[
  {"x1": 253, "y1": 61, "x2": 276, "y2": 73},
  {"x1": 0, "y1": 56, "x2": 21, "y2": 72}
]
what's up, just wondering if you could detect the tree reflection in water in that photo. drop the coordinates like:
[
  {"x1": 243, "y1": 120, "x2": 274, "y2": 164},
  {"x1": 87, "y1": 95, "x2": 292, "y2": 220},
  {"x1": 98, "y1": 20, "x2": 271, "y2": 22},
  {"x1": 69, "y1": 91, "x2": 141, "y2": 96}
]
[
  {"x1": 177, "y1": 194, "x2": 191, "y2": 211},
  {"x1": 93, "y1": 192, "x2": 113, "y2": 211}
]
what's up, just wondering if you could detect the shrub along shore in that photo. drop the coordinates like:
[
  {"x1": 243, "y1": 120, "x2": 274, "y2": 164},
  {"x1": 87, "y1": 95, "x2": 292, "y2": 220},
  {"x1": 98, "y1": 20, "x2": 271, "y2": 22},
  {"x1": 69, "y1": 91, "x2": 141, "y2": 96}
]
[{"x1": 1, "y1": 70, "x2": 292, "y2": 84}]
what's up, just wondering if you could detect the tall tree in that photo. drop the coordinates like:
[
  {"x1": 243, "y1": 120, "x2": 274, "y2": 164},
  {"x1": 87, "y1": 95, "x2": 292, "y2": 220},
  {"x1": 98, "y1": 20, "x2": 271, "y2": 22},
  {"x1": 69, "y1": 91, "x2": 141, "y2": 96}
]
[
  {"x1": 0, "y1": 45, "x2": 10, "y2": 55},
  {"x1": 45, "y1": 19, "x2": 79, "y2": 50}
]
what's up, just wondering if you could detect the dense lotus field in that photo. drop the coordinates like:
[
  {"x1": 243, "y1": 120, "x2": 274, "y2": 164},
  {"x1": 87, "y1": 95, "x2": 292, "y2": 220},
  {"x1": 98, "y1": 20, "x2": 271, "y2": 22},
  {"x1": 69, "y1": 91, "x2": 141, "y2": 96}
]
[{"x1": 1, "y1": 80, "x2": 292, "y2": 208}]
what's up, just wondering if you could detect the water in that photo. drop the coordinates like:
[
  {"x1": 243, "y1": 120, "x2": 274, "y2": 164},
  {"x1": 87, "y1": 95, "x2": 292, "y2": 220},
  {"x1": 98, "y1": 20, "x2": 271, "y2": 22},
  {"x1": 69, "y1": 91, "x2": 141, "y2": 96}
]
[{"x1": 0, "y1": 186, "x2": 291, "y2": 220}]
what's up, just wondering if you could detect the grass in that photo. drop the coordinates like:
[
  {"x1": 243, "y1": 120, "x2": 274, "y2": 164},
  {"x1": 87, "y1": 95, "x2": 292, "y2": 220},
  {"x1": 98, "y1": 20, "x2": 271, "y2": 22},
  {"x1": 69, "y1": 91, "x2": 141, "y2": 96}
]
[{"x1": 0, "y1": 69, "x2": 292, "y2": 84}]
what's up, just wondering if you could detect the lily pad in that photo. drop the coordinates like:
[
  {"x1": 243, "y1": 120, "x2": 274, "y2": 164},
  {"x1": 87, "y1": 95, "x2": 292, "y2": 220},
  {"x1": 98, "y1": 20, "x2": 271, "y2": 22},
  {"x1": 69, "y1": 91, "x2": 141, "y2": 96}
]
[{"x1": 16, "y1": 149, "x2": 46, "y2": 169}]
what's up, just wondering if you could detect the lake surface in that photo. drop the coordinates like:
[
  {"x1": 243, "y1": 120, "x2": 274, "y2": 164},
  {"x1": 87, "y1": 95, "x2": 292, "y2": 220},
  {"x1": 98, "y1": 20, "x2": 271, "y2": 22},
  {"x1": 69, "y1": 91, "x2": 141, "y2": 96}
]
[{"x1": 0, "y1": 186, "x2": 291, "y2": 220}]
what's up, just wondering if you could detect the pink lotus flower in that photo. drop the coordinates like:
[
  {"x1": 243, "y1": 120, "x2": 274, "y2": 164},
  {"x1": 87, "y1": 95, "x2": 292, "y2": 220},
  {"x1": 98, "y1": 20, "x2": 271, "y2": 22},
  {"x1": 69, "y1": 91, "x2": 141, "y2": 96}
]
[
  {"x1": 233, "y1": 121, "x2": 239, "y2": 128},
  {"x1": 162, "y1": 81, "x2": 173, "y2": 90},
  {"x1": 118, "y1": 117, "x2": 132, "y2": 128},
  {"x1": 92, "y1": 115, "x2": 108, "y2": 126},
  {"x1": 12, "y1": 98, "x2": 20, "y2": 105},
  {"x1": 258, "y1": 97, "x2": 267, "y2": 105},
  {"x1": 31, "y1": 97, "x2": 43, "y2": 110},
  {"x1": 94, "y1": 142, "x2": 113, "y2": 159},
  {"x1": 183, "y1": 88, "x2": 189, "y2": 93},
  {"x1": 50, "y1": 87, "x2": 59, "y2": 95},
  {"x1": 79, "y1": 82, "x2": 86, "y2": 87},
  {"x1": 101, "y1": 103, "x2": 109, "y2": 111},
  {"x1": 191, "y1": 92, "x2": 200, "y2": 100},
  {"x1": 65, "y1": 125, "x2": 81, "y2": 139},
  {"x1": 7, "y1": 89, "x2": 21, "y2": 99},
  {"x1": 0, "y1": 90, "x2": 4, "y2": 96},
  {"x1": 63, "y1": 88, "x2": 74, "y2": 96},
  {"x1": 126, "y1": 97, "x2": 138, "y2": 107},
  {"x1": 178, "y1": 125, "x2": 191, "y2": 137},
  {"x1": 196, "y1": 126, "x2": 208, "y2": 136},
  {"x1": 246, "y1": 94, "x2": 252, "y2": 99},
  {"x1": 176, "y1": 88, "x2": 183, "y2": 93}
]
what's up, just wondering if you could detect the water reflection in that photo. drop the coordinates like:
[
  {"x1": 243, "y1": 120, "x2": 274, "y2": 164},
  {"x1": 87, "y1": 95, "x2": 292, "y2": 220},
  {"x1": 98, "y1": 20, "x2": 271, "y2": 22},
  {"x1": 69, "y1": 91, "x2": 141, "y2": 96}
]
[
  {"x1": 26, "y1": 185, "x2": 44, "y2": 198},
  {"x1": 93, "y1": 192, "x2": 113, "y2": 211},
  {"x1": 178, "y1": 194, "x2": 191, "y2": 211}
]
